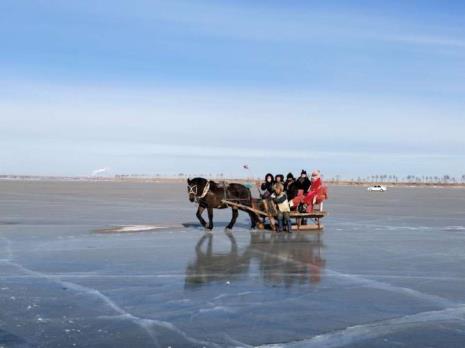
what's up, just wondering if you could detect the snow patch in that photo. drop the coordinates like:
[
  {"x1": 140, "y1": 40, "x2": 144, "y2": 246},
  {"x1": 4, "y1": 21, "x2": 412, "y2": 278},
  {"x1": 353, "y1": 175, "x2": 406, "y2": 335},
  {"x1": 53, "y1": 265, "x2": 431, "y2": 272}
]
[{"x1": 443, "y1": 226, "x2": 465, "y2": 232}]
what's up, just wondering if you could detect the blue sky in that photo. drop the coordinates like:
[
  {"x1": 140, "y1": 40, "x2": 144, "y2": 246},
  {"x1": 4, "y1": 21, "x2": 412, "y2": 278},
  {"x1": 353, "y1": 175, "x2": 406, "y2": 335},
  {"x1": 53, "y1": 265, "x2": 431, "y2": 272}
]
[{"x1": 1, "y1": 0, "x2": 465, "y2": 178}]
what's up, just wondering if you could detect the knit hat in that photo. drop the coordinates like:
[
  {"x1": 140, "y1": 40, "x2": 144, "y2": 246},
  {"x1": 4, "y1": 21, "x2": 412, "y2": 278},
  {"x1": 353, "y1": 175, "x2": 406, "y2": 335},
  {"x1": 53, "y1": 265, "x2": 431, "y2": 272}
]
[
  {"x1": 301, "y1": 170, "x2": 307, "y2": 176},
  {"x1": 286, "y1": 172, "x2": 294, "y2": 180}
]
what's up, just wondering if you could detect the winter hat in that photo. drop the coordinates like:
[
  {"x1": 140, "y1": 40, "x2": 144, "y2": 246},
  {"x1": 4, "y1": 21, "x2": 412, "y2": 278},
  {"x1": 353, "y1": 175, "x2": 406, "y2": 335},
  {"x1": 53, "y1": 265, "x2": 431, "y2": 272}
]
[
  {"x1": 286, "y1": 172, "x2": 294, "y2": 180},
  {"x1": 301, "y1": 170, "x2": 307, "y2": 176}
]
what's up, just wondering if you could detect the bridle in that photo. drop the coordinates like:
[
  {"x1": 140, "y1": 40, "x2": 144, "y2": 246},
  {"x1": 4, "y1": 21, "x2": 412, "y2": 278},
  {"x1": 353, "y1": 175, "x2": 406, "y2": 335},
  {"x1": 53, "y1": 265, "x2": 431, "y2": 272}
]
[
  {"x1": 188, "y1": 181, "x2": 210, "y2": 203},
  {"x1": 188, "y1": 184, "x2": 198, "y2": 196}
]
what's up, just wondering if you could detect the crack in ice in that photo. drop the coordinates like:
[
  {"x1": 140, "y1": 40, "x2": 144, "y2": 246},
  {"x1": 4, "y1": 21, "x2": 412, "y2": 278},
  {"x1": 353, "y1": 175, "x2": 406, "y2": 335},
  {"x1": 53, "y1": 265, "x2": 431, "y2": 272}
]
[
  {"x1": 251, "y1": 248, "x2": 464, "y2": 348},
  {"x1": 256, "y1": 305, "x2": 465, "y2": 348},
  {"x1": 2, "y1": 255, "x2": 217, "y2": 348},
  {"x1": 251, "y1": 249, "x2": 456, "y2": 308}
]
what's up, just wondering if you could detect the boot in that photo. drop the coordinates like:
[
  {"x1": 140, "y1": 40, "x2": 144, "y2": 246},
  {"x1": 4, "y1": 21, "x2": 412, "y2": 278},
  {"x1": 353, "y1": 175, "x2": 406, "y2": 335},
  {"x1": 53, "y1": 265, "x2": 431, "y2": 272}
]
[{"x1": 286, "y1": 219, "x2": 292, "y2": 233}]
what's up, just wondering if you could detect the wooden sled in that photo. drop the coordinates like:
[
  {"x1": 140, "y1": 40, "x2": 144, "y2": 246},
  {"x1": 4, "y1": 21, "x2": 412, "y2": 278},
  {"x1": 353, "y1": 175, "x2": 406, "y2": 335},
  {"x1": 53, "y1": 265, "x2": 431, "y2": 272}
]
[{"x1": 221, "y1": 199, "x2": 326, "y2": 232}]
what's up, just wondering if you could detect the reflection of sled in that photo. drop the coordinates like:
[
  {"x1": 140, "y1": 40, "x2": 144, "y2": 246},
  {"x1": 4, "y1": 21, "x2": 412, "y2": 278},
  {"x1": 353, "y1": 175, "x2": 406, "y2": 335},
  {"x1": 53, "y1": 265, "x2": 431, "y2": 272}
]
[
  {"x1": 221, "y1": 199, "x2": 326, "y2": 232},
  {"x1": 185, "y1": 231, "x2": 326, "y2": 288}
]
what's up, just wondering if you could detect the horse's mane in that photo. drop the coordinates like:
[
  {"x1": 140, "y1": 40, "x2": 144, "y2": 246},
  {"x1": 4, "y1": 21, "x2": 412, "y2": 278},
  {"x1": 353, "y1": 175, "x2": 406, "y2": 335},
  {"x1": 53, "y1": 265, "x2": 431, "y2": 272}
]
[{"x1": 208, "y1": 180, "x2": 220, "y2": 189}]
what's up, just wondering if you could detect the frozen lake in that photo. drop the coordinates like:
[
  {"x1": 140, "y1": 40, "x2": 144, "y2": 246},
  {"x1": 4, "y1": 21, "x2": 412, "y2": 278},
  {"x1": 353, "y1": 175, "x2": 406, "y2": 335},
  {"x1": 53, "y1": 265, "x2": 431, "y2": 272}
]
[{"x1": 1, "y1": 181, "x2": 465, "y2": 347}]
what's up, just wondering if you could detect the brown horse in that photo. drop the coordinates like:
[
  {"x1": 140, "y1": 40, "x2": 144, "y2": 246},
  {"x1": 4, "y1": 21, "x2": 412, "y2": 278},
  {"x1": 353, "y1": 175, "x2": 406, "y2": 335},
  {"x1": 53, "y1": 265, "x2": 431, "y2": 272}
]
[{"x1": 187, "y1": 177, "x2": 258, "y2": 230}]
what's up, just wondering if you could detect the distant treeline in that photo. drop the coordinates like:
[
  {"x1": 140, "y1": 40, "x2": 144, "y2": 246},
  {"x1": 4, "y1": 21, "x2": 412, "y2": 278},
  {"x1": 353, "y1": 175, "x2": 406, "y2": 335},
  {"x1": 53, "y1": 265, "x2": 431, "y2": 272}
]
[{"x1": 2, "y1": 174, "x2": 465, "y2": 186}]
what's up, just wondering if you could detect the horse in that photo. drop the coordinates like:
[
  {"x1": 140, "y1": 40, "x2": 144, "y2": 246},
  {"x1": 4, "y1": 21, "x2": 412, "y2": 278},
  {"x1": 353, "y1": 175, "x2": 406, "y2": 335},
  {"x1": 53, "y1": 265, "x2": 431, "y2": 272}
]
[{"x1": 187, "y1": 177, "x2": 258, "y2": 230}]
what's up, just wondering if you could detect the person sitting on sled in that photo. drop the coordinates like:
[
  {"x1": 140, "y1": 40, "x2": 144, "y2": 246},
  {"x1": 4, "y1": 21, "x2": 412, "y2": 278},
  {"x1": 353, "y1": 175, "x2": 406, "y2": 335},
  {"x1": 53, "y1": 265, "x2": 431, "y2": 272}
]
[
  {"x1": 274, "y1": 174, "x2": 284, "y2": 184},
  {"x1": 302, "y1": 170, "x2": 328, "y2": 213},
  {"x1": 290, "y1": 170, "x2": 310, "y2": 212},
  {"x1": 260, "y1": 173, "x2": 274, "y2": 198},
  {"x1": 271, "y1": 183, "x2": 292, "y2": 233},
  {"x1": 295, "y1": 170, "x2": 311, "y2": 194},
  {"x1": 284, "y1": 172, "x2": 298, "y2": 201},
  {"x1": 291, "y1": 170, "x2": 327, "y2": 213}
]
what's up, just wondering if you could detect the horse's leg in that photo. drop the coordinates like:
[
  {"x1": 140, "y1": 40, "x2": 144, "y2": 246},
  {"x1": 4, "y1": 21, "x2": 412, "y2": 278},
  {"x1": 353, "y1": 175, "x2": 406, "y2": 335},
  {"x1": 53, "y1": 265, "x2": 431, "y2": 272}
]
[
  {"x1": 226, "y1": 208, "x2": 239, "y2": 230},
  {"x1": 196, "y1": 206, "x2": 207, "y2": 228},
  {"x1": 207, "y1": 207, "x2": 214, "y2": 230},
  {"x1": 248, "y1": 211, "x2": 257, "y2": 230}
]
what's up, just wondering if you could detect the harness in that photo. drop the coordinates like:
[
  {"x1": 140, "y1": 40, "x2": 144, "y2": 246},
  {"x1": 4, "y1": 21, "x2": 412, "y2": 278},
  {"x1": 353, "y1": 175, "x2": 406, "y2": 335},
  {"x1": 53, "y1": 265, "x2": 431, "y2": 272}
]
[
  {"x1": 189, "y1": 181, "x2": 251, "y2": 208},
  {"x1": 188, "y1": 181, "x2": 211, "y2": 203}
]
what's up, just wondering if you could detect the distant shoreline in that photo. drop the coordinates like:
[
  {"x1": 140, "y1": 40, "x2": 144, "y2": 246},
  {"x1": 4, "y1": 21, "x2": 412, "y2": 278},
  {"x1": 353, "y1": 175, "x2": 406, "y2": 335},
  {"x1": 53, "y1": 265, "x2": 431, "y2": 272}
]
[
  {"x1": 1, "y1": 175, "x2": 465, "y2": 189},
  {"x1": 326, "y1": 180, "x2": 465, "y2": 189}
]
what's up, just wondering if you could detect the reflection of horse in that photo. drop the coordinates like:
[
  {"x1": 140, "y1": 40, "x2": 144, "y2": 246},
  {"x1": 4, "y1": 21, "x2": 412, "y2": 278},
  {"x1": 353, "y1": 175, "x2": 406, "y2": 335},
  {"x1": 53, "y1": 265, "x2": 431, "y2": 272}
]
[
  {"x1": 184, "y1": 232, "x2": 325, "y2": 288},
  {"x1": 185, "y1": 232, "x2": 250, "y2": 288}
]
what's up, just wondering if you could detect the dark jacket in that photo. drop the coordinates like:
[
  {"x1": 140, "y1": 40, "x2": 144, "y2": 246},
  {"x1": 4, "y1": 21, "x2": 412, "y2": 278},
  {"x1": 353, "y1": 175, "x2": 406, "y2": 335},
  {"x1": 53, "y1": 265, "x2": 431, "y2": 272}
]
[
  {"x1": 284, "y1": 179, "x2": 298, "y2": 200},
  {"x1": 295, "y1": 176, "x2": 311, "y2": 193},
  {"x1": 260, "y1": 173, "x2": 274, "y2": 197}
]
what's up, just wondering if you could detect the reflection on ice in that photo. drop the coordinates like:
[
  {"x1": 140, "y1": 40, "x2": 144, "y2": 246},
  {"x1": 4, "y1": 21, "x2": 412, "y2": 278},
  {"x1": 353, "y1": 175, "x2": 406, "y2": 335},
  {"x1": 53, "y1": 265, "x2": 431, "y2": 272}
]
[
  {"x1": 185, "y1": 231, "x2": 325, "y2": 288},
  {"x1": 185, "y1": 232, "x2": 248, "y2": 288}
]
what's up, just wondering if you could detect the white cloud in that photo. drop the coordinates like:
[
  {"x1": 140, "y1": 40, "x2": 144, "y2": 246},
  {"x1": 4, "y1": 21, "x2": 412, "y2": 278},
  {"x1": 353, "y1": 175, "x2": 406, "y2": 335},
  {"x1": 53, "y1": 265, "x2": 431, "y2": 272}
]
[{"x1": 1, "y1": 80, "x2": 464, "y2": 176}]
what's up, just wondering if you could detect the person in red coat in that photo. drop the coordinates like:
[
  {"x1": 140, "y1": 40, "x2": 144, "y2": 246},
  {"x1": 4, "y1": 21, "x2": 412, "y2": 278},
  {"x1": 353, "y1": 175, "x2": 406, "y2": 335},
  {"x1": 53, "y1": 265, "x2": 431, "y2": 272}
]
[
  {"x1": 303, "y1": 170, "x2": 328, "y2": 213},
  {"x1": 291, "y1": 170, "x2": 328, "y2": 213}
]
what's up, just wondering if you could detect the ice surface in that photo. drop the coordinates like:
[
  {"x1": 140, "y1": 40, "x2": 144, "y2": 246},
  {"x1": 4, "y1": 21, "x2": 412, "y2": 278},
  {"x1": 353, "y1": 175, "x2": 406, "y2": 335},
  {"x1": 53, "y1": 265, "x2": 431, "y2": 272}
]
[{"x1": 1, "y1": 181, "x2": 465, "y2": 347}]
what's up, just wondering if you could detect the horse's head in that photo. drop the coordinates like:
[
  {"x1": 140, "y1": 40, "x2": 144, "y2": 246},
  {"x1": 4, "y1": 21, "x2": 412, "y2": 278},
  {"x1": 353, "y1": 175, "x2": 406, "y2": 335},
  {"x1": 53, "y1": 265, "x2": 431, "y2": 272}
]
[{"x1": 187, "y1": 177, "x2": 208, "y2": 203}]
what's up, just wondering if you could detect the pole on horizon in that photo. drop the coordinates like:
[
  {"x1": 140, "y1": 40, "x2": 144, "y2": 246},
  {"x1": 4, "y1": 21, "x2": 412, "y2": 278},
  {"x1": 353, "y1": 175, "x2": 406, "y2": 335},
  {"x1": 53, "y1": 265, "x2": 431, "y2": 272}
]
[{"x1": 243, "y1": 164, "x2": 261, "y2": 197}]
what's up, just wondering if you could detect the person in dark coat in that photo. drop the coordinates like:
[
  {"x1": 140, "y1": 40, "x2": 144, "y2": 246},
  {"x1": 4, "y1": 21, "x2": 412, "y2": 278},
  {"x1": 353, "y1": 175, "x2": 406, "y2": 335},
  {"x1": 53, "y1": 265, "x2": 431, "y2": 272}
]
[
  {"x1": 284, "y1": 172, "x2": 298, "y2": 201},
  {"x1": 294, "y1": 170, "x2": 311, "y2": 194},
  {"x1": 274, "y1": 174, "x2": 284, "y2": 184},
  {"x1": 260, "y1": 173, "x2": 274, "y2": 198}
]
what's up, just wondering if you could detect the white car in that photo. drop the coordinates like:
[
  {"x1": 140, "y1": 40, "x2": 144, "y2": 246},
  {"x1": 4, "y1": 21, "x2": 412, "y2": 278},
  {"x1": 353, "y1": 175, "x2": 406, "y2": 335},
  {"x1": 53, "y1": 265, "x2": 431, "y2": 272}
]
[{"x1": 367, "y1": 185, "x2": 387, "y2": 192}]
